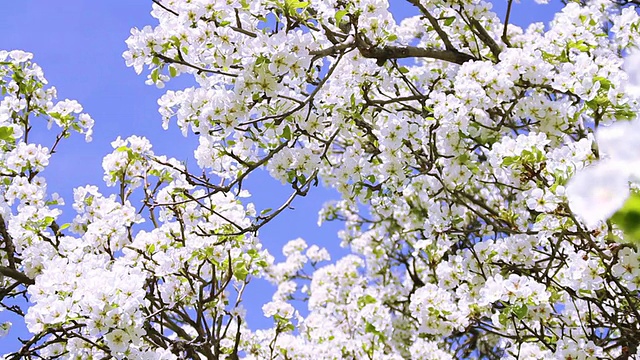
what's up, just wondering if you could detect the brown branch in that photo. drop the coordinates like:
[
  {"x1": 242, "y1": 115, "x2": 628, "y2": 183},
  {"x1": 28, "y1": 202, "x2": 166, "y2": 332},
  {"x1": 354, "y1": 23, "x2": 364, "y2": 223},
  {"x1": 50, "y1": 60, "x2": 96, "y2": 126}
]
[
  {"x1": 153, "y1": 52, "x2": 238, "y2": 78},
  {"x1": 469, "y1": 19, "x2": 502, "y2": 60},
  {"x1": 0, "y1": 266, "x2": 34, "y2": 286},
  {"x1": 0, "y1": 215, "x2": 16, "y2": 269},
  {"x1": 406, "y1": 0, "x2": 456, "y2": 51},
  {"x1": 502, "y1": 0, "x2": 514, "y2": 46},
  {"x1": 309, "y1": 42, "x2": 354, "y2": 60},
  {"x1": 355, "y1": 40, "x2": 475, "y2": 65},
  {"x1": 152, "y1": 0, "x2": 178, "y2": 16}
]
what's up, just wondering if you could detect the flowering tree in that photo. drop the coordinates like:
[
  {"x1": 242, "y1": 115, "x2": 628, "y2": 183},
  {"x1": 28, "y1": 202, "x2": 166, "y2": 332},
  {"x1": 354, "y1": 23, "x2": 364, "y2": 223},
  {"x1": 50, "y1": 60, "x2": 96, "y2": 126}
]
[{"x1": 2, "y1": 0, "x2": 640, "y2": 359}]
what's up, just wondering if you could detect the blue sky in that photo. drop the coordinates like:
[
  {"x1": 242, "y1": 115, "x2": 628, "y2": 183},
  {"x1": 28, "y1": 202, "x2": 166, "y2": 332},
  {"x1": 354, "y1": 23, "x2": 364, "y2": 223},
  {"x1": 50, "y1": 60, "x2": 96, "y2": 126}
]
[{"x1": 0, "y1": 0, "x2": 561, "y2": 350}]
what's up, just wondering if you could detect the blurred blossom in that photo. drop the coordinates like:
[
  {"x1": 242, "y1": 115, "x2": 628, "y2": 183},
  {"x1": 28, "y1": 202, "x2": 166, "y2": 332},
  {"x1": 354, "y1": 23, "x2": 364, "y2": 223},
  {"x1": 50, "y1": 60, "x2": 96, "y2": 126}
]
[
  {"x1": 624, "y1": 49, "x2": 640, "y2": 98},
  {"x1": 567, "y1": 160, "x2": 631, "y2": 228}
]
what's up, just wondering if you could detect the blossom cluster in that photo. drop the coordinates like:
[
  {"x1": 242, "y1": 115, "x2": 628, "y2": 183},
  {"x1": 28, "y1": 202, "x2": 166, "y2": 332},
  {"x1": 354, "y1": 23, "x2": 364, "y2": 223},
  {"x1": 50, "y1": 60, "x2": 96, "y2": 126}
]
[
  {"x1": 0, "y1": 50, "x2": 270, "y2": 358},
  {"x1": 3, "y1": 0, "x2": 640, "y2": 359},
  {"x1": 127, "y1": 0, "x2": 640, "y2": 358}
]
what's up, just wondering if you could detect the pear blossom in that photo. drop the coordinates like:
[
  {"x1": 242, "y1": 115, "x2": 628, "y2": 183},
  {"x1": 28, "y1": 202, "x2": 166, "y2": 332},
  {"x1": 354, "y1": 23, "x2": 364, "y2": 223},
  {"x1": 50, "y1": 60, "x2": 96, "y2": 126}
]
[{"x1": 4, "y1": 0, "x2": 640, "y2": 359}]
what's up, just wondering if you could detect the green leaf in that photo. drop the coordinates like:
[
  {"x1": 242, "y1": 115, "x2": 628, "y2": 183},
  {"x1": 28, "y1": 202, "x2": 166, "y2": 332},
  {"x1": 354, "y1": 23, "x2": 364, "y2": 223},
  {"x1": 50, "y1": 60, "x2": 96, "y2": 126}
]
[
  {"x1": 282, "y1": 125, "x2": 292, "y2": 140},
  {"x1": 613, "y1": 105, "x2": 636, "y2": 121},
  {"x1": 443, "y1": 16, "x2": 455, "y2": 26},
  {"x1": 286, "y1": 170, "x2": 296, "y2": 184},
  {"x1": 151, "y1": 68, "x2": 160, "y2": 83},
  {"x1": 594, "y1": 76, "x2": 611, "y2": 91},
  {"x1": 357, "y1": 294, "x2": 376, "y2": 308},
  {"x1": 540, "y1": 50, "x2": 556, "y2": 62},
  {"x1": 364, "y1": 322, "x2": 377, "y2": 334},
  {"x1": 169, "y1": 36, "x2": 180, "y2": 48},
  {"x1": 512, "y1": 304, "x2": 528, "y2": 320},
  {"x1": 365, "y1": 187, "x2": 373, "y2": 200},
  {"x1": 169, "y1": 66, "x2": 177, "y2": 78},
  {"x1": 0, "y1": 126, "x2": 14, "y2": 142},
  {"x1": 398, "y1": 66, "x2": 410, "y2": 74},
  {"x1": 498, "y1": 311, "x2": 509, "y2": 326},
  {"x1": 611, "y1": 192, "x2": 640, "y2": 243},
  {"x1": 12, "y1": 69, "x2": 25, "y2": 83},
  {"x1": 502, "y1": 157, "x2": 518, "y2": 166},
  {"x1": 286, "y1": 0, "x2": 309, "y2": 9},
  {"x1": 233, "y1": 261, "x2": 249, "y2": 281},
  {"x1": 567, "y1": 40, "x2": 590, "y2": 52},
  {"x1": 387, "y1": 34, "x2": 398, "y2": 42},
  {"x1": 335, "y1": 10, "x2": 348, "y2": 25},
  {"x1": 255, "y1": 55, "x2": 269, "y2": 66},
  {"x1": 364, "y1": 321, "x2": 386, "y2": 341}
]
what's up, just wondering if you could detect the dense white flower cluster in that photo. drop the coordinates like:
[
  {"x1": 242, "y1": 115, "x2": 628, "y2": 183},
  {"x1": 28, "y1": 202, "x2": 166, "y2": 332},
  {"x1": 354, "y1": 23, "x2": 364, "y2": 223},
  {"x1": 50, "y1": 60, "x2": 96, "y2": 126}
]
[
  {"x1": 3, "y1": 0, "x2": 640, "y2": 359},
  {"x1": 0, "y1": 50, "x2": 270, "y2": 358}
]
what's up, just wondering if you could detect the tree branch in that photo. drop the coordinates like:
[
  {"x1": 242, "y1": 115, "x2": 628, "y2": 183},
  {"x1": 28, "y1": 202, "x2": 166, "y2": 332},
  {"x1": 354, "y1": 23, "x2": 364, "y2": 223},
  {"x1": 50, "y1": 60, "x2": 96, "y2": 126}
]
[
  {"x1": 502, "y1": 0, "x2": 514, "y2": 46},
  {"x1": 0, "y1": 266, "x2": 34, "y2": 286},
  {"x1": 355, "y1": 40, "x2": 475, "y2": 65},
  {"x1": 469, "y1": 19, "x2": 502, "y2": 60},
  {"x1": 406, "y1": 0, "x2": 456, "y2": 51}
]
